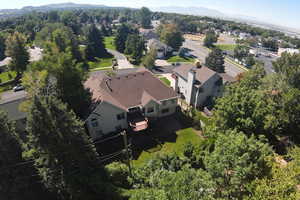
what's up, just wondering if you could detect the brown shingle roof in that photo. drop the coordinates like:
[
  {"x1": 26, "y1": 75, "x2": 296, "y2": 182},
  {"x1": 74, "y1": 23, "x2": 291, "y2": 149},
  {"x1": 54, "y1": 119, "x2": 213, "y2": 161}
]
[
  {"x1": 84, "y1": 69, "x2": 178, "y2": 110},
  {"x1": 173, "y1": 64, "x2": 217, "y2": 85}
]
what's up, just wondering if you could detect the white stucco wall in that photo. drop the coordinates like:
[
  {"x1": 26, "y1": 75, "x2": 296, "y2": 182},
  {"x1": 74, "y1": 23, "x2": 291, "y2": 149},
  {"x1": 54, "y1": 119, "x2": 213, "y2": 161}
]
[
  {"x1": 86, "y1": 101, "x2": 128, "y2": 139},
  {"x1": 144, "y1": 100, "x2": 160, "y2": 118},
  {"x1": 158, "y1": 98, "x2": 178, "y2": 117},
  {"x1": 175, "y1": 74, "x2": 221, "y2": 108},
  {"x1": 86, "y1": 98, "x2": 178, "y2": 139},
  {"x1": 195, "y1": 74, "x2": 221, "y2": 107}
]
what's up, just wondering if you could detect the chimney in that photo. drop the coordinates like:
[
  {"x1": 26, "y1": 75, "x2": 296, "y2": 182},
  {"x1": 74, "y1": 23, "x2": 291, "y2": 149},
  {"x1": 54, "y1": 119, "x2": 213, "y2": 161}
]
[
  {"x1": 186, "y1": 68, "x2": 196, "y2": 105},
  {"x1": 195, "y1": 60, "x2": 202, "y2": 68}
]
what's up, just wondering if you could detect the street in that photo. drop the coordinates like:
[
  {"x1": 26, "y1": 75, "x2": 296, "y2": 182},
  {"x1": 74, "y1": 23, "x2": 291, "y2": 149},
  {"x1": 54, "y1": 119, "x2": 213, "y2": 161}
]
[
  {"x1": 107, "y1": 49, "x2": 134, "y2": 69},
  {"x1": 0, "y1": 90, "x2": 27, "y2": 104},
  {"x1": 183, "y1": 39, "x2": 246, "y2": 77}
]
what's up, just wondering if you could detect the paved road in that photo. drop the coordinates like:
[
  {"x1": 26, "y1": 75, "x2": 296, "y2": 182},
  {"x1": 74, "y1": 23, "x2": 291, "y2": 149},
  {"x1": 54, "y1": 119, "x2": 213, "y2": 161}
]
[
  {"x1": 256, "y1": 55, "x2": 276, "y2": 74},
  {"x1": 183, "y1": 39, "x2": 245, "y2": 77},
  {"x1": 107, "y1": 49, "x2": 134, "y2": 69},
  {"x1": 0, "y1": 90, "x2": 27, "y2": 104}
]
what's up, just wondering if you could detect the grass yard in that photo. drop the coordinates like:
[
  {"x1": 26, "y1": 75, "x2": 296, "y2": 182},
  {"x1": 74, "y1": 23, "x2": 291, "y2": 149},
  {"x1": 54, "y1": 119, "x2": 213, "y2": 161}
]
[
  {"x1": 133, "y1": 128, "x2": 204, "y2": 166},
  {"x1": 88, "y1": 57, "x2": 114, "y2": 71},
  {"x1": 159, "y1": 77, "x2": 171, "y2": 86},
  {"x1": 167, "y1": 55, "x2": 195, "y2": 63},
  {"x1": 0, "y1": 71, "x2": 16, "y2": 83},
  {"x1": 104, "y1": 36, "x2": 116, "y2": 50},
  {"x1": 215, "y1": 44, "x2": 237, "y2": 51}
]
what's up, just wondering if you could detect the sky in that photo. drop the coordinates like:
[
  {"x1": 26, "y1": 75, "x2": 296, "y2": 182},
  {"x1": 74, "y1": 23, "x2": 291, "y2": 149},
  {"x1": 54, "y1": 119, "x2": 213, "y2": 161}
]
[{"x1": 1, "y1": 0, "x2": 299, "y2": 29}]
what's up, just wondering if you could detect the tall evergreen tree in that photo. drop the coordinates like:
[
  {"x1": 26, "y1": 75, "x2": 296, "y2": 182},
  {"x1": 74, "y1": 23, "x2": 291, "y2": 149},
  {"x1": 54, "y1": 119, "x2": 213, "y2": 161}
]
[
  {"x1": 115, "y1": 24, "x2": 137, "y2": 53},
  {"x1": 84, "y1": 24, "x2": 108, "y2": 61},
  {"x1": 0, "y1": 33, "x2": 6, "y2": 60},
  {"x1": 5, "y1": 32, "x2": 29, "y2": 77},
  {"x1": 125, "y1": 34, "x2": 145, "y2": 64},
  {"x1": 205, "y1": 48, "x2": 225, "y2": 73},
  {"x1": 23, "y1": 95, "x2": 115, "y2": 200},
  {"x1": 0, "y1": 110, "x2": 51, "y2": 200}
]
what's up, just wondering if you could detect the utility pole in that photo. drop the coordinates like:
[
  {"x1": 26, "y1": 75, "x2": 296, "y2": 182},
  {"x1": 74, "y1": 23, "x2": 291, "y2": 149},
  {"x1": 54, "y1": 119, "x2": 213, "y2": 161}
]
[{"x1": 121, "y1": 130, "x2": 133, "y2": 178}]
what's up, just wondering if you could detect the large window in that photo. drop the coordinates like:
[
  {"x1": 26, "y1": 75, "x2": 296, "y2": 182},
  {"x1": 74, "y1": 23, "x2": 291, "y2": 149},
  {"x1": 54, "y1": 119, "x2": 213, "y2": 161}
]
[
  {"x1": 91, "y1": 118, "x2": 98, "y2": 127},
  {"x1": 117, "y1": 113, "x2": 125, "y2": 120},
  {"x1": 147, "y1": 107, "x2": 154, "y2": 113}
]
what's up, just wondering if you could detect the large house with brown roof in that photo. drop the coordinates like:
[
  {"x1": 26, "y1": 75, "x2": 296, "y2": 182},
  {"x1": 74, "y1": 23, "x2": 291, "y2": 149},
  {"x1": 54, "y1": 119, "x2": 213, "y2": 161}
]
[
  {"x1": 84, "y1": 68, "x2": 179, "y2": 139},
  {"x1": 172, "y1": 63, "x2": 223, "y2": 108}
]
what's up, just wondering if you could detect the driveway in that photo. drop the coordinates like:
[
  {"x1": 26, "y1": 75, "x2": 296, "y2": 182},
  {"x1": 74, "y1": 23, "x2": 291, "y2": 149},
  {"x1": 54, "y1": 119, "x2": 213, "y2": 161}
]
[
  {"x1": 183, "y1": 39, "x2": 245, "y2": 77},
  {"x1": 0, "y1": 90, "x2": 27, "y2": 104},
  {"x1": 107, "y1": 49, "x2": 133, "y2": 69}
]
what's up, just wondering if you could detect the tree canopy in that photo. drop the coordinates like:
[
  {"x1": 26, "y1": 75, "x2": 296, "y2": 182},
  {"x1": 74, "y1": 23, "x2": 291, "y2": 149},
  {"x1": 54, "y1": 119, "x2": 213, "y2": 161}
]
[
  {"x1": 159, "y1": 24, "x2": 184, "y2": 50},
  {"x1": 22, "y1": 95, "x2": 117, "y2": 200},
  {"x1": 138, "y1": 7, "x2": 152, "y2": 28},
  {"x1": 5, "y1": 32, "x2": 29, "y2": 76}
]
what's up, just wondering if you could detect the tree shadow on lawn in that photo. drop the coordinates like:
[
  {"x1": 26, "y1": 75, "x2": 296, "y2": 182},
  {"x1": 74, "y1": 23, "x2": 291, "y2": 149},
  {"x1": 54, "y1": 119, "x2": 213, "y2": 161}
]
[
  {"x1": 130, "y1": 113, "x2": 192, "y2": 160},
  {"x1": 94, "y1": 111, "x2": 193, "y2": 163}
]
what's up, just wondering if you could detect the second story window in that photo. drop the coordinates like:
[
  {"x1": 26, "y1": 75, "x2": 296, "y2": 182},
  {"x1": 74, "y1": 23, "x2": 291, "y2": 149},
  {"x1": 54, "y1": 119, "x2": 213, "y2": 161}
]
[
  {"x1": 162, "y1": 100, "x2": 167, "y2": 106},
  {"x1": 91, "y1": 118, "x2": 98, "y2": 127},
  {"x1": 117, "y1": 113, "x2": 125, "y2": 120},
  {"x1": 147, "y1": 107, "x2": 154, "y2": 113}
]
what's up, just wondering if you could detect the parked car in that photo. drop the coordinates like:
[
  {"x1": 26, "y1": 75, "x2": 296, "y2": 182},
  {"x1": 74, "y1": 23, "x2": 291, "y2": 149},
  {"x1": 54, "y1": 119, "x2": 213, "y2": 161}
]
[{"x1": 13, "y1": 85, "x2": 24, "y2": 92}]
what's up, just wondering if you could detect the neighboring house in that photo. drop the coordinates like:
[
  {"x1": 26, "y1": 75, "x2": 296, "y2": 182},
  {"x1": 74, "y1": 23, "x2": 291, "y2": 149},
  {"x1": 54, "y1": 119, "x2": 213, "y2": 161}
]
[
  {"x1": 147, "y1": 39, "x2": 173, "y2": 59},
  {"x1": 0, "y1": 91, "x2": 27, "y2": 131},
  {"x1": 172, "y1": 64, "x2": 223, "y2": 108},
  {"x1": 239, "y1": 32, "x2": 251, "y2": 40},
  {"x1": 278, "y1": 48, "x2": 300, "y2": 57},
  {"x1": 84, "y1": 68, "x2": 179, "y2": 139},
  {"x1": 139, "y1": 28, "x2": 158, "y2": 40}
]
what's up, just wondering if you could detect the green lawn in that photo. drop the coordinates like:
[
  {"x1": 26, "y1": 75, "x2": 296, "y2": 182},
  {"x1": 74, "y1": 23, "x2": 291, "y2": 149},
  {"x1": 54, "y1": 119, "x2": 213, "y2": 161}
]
[
  {"x1": 215, "y1": 44, "x2": 237, "y2": 51},
  {"x1": 159, "y1": 77, "x2": 171, "y2": 86},
  {"x1": 88, "y1": 57, "x2": 114, "y2": 71},
  {"x1": 133, "y1": 128, "x2": 204, "y2": 166},
  {"x1": 167, "y1": 55, "x2": 195, "y2": 63},
  {"x1": 0, "y1": 71, "x2": 16, "y2": 83},
  {"x1": 104, "y1": 36, "x2": 116, "y2": 50}
]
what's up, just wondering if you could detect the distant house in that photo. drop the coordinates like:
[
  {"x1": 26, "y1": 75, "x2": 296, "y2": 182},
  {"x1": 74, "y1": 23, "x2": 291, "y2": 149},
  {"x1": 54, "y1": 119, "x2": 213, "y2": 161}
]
[
  {"x1": 147, "y1": 39, "x2": 173, "y2": 59},
  {"x1": 84, "y1": 68, "x2": 179, "y2": 139},
  {"x1": 0, "y1": 91, "x2": 27, "y2": 131},
  {"x1": 239, "y1": 32, "x2": 251, "y2": 40},
  {"x1": 278, "y1": 48, "x2": 300, "y2": 57},
  {"x1": 172, "y1": 64, "x2": 223, "y2": 108},
  {"x1": 139, "y1": 28, "x2": 158, "y2": 40}
]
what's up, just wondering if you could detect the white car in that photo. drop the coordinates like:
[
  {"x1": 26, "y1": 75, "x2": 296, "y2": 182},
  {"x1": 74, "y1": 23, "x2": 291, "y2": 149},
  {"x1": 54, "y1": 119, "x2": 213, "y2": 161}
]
[{"x1": 13, "y1": 85, "x2": 25, "y2": 92}]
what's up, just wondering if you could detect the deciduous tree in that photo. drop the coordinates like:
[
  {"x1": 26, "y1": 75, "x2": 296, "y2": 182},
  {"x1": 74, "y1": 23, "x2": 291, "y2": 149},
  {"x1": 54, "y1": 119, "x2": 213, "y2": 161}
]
[
  {"x1": 203, "y1": 31, "x2": 218, "y2": 48},
  {"x1": 159, "y1": 24, "x2": 184, "y2": 50},
  {"x1": 5, "y1": 32, "x2": 29, "y2": 76},
  {"x1": 138, "y1": 7, "x2": 152, "y2": 28}
]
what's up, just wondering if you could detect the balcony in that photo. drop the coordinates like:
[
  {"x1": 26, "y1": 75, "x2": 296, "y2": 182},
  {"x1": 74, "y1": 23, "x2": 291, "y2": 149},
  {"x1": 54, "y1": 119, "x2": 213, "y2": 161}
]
[{"x1": 127, "y1": 109, "x2": 148, "y2": 132}]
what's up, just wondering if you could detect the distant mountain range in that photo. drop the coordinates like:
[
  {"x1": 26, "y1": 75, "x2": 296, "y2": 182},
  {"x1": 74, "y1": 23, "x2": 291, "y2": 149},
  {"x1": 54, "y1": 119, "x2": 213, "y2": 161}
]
[
  {"x1": 0, "y1": 3, "x2": 110, "y2": 18},
  {"x1": 0, "y1": 3, "x2": 299, "y2": 37},
  {"x1": 151, "y1": 6, "x2": 300, "y2": 37}
]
